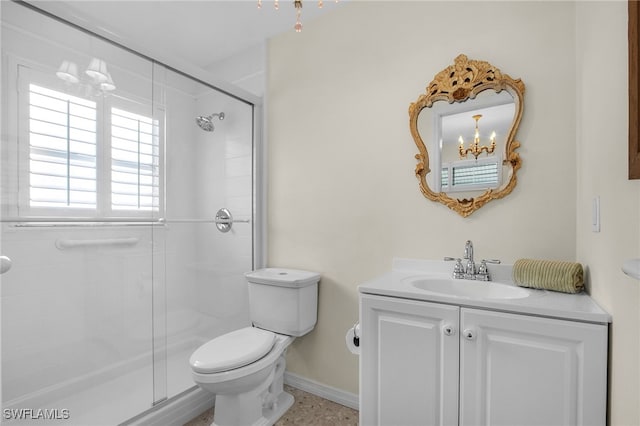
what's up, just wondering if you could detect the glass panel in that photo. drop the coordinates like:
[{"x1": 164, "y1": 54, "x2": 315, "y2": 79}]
[
  {"x1": 2, "y1": 3, "x2": 256, "y2": 424},
  {"x1": 153, "y1": 64, "x2": 254, "y2": 400},
  {"x1": 1, "y1": 3, "x2": 156, "y2": 424}
]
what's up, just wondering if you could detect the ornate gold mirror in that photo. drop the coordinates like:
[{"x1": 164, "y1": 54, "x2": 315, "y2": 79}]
[{"x1": 409, "y1": 54, "x2": 525, "y2": 217}]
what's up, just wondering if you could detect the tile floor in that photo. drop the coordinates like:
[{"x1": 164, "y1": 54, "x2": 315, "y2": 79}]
[{"x1": 184, "y1": 385, "x2": 358, "y2": 426}]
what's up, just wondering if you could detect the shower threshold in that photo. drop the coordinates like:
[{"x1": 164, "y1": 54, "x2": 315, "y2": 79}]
[{"x1": 4, "y1": 345, "x2": 197, "y2": 426}]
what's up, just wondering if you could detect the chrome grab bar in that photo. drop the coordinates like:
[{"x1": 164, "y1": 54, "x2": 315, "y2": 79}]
[
  {"x1": 1, "y1": 212, "x2": 251, "y2": 228},
  {"x1": 213, "y1": 218, "x2": 251, "y2": 224},
  {"x1": 55, "y1": 237, "x2": 139, "y2": 250}
]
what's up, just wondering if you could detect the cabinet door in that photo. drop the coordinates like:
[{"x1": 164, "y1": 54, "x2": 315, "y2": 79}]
[
  {"x1": 360, "y1": 294, "x2": 459, "y2": 426},
  {"x1": 460, "y1": 308, "x2": 608, "y2": 426}
]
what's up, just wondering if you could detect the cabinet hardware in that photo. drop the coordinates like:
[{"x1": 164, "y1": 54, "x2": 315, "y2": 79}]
[{"x1": 463, "y1": 329, "x2": 476, "y2": 340}]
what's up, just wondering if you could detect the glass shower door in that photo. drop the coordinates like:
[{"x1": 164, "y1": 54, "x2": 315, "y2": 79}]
[
  {"x1": 153, "y1": 63, "x2": 255, "y2": 401},
  {"x1": 1, "y1": 3, "x2": 257, "y2": 425},
  {"x1": 1, "y1": 3, "x2": 158, "y2": 424}
]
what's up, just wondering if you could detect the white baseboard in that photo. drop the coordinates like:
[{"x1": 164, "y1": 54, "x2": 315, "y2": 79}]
[{"x1": 283, "y1": 371, "x2": 359, "y2": 411}]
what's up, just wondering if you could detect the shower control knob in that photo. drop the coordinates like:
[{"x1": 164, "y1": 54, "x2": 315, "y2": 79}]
[{"x1": 215, "y1": 208, "x2": 233, "y2": 233}]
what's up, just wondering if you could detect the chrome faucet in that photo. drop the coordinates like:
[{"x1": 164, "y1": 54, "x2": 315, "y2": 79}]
[
  {"x1": 463, "y1": 240, "x2": 475, "y2": 279},
  {"x1": 445, "y1": 240, "x2": 501, "y2": 281}
]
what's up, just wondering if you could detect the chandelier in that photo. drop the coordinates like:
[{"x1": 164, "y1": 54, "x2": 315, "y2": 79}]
[
  {"x1": 458, "y1": 114, "x2": 496, "y2": 160},
  {"x1": 56, "y1": 58, "x2": 116, "y2": 96},
  {"x1": 258, "y1": 0, "x2": 338, "y2": 33}
]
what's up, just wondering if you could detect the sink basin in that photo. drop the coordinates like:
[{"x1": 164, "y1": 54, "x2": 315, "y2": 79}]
[{"x1": 404, "y1": 276, "x2": 530, "y2": 300}]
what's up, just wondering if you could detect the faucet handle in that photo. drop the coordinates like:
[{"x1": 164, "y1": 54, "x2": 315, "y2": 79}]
[
  {"x1": 445, "y1": 257, "x2": 465, "y2": 279},
  {"x1": 476, "y1": 259, "x2": 501, "y2": 281}
]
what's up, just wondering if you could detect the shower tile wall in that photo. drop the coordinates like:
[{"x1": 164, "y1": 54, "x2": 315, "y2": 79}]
[
  {"x1": 160, "y1": 68, "x2": 254, "y2": 397},
  {"x1": 191, "y1": 87, "x2": 253, "y2": 339}
]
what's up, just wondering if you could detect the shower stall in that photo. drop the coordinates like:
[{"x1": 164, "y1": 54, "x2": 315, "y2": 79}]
[{"x1": 0, "y1": 2, "x2": 261, "y2": 424}]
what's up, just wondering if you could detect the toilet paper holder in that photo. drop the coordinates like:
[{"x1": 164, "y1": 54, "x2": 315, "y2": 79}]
[
  {"x1": 346, "y1": 322, "x2": 361, "y2": 355},
  {"x1": 352, "y1": 323, "x2": 360, "y2": 347}
]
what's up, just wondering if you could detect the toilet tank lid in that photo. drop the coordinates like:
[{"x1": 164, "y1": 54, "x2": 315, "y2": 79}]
[
  {"x1": 189, "y1": 327, "x2": 275, "y2": 374},
  {"x1": 245, "y1": 268, "x2": 321, "y2": 288}
]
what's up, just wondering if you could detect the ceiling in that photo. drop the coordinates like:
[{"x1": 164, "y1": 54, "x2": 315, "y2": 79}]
[{"x1": 26, "y1": 0, "x2": 342, "y2": 70}]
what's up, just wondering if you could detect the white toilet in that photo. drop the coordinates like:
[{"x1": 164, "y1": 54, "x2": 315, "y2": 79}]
[{"x1": 189, "y1": 268, "x2": 320, "y2": 426}]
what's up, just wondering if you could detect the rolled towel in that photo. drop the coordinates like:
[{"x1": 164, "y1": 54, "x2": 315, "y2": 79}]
[{"x1": 513, "y1": 259, "x2": 584, "y2": 294}]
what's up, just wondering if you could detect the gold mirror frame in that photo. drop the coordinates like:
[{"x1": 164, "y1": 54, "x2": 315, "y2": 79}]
[{"x1": 409, "y1": 54, "x2": 525, "y2": 217}]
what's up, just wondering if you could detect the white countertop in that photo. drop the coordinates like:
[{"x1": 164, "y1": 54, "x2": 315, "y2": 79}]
[{"x1": 358, "y1": 258, "x2": 611, "y2": 324}]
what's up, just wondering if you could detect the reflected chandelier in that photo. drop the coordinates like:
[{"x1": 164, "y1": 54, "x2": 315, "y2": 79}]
[
  {"x1": 56, "y1": 57, "x2": 116, "y2": 95},
  {"x1": 458, "y1": 114, "x2": 496, "y2": 160},
  {"x1": 258, "y1": 0, "x2": 338, "y2": 33}
]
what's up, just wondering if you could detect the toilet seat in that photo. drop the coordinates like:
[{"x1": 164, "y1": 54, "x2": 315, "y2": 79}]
[{"x1": 190, "y1": 327, "x2": 275, "y2": 374}]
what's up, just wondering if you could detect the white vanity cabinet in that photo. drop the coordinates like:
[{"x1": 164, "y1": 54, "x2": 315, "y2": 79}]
[
  {"x1": 360, "y1": 293, "x2": 608, "y2": 426},
  {"x1": 360, "y1": 294, "x2": 460, "y2": 426}
]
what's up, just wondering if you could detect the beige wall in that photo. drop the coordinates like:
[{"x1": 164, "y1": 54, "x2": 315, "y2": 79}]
[
  {"x1": 576, "y1": 2, "x2": 640, "y2": 425},
  {"x1": 268, "y1": 1, "x2": 640, "y2": 424}
]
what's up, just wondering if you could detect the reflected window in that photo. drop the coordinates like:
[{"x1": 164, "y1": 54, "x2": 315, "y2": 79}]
[{"x1": 441, "y1": 157, "x2": 501, "y2": 192}]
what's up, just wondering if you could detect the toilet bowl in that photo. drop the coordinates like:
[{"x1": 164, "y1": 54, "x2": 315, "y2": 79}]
[
  {"x1": 189, "y1": 268, "x2": 320, "y2": 426},
  {"x1": 190, "y1": 327, "x2": 294, "y2": 426}
]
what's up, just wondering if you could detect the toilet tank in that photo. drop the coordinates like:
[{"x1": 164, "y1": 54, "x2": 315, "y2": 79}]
[{"x1": 245, "y1": 268, "x2": 320, "y2": 337}]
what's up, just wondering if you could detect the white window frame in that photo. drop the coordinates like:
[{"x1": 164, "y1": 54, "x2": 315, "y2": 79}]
[{"x1": 15, "y1": 62, "x2": 164, "y2": 220}]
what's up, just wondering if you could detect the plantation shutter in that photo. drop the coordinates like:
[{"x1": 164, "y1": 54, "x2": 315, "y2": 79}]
[
  {"x1": 451, "y1": 162, "x2": 499, "y2": 187},
  {"x1": 110, "y1": 108, "x2": 159, "y2": 211},
  {"x1": 28, "y1": 84, "x2": 97, "y2": 209}
]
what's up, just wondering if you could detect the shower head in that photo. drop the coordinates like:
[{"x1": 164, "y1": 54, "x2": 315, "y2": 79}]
[{"x1": 196, "y1": 112, "x2": 225, "y2": 132}]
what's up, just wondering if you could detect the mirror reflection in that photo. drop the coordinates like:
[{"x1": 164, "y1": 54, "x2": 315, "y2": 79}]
[
  {"x1": 418, "y1": 90, "x2": 515, "y2": 196},
  {"x1": 409, "y1": 54, "x2": 525, "y2": 217}
]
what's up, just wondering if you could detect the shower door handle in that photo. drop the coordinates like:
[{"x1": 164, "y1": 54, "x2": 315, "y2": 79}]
[{"x1": 0, "y1": 256, "x2": 12, "y2": 274}]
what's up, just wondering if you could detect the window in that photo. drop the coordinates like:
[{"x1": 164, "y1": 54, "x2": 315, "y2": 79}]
[
  {"x1": 440, "y1": 167, "x2": 449, "y2": 189},
  {"x1": 451, "y1": 162, "x2": 498, "y2": 187},
  {"x1": 110, "y1": 108, "x2": 160, "y2": 211},
  {"x1": 441, "y1": 157, "x2": 501, "y2": 192},
  {"x1": 28, "y1": 84, "x2": 98, "y2": 209},
  {"x1": 21, "y1": 81, "x2": 161, "y2": 218}
]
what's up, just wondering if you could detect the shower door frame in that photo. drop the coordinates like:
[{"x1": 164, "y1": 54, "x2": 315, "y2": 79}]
[{"x1": 0, "y1": 0, "x2": 267, "y2": 420}]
